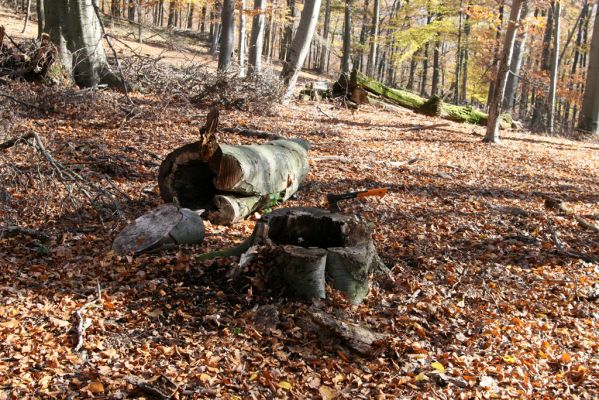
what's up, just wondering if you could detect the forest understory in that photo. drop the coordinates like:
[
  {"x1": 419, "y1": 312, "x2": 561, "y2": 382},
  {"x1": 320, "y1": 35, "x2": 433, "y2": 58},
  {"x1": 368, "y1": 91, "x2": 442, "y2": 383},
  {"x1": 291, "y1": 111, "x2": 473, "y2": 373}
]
[{"x1": 1, "y1": 5, "x2": 599, "y2": 400}]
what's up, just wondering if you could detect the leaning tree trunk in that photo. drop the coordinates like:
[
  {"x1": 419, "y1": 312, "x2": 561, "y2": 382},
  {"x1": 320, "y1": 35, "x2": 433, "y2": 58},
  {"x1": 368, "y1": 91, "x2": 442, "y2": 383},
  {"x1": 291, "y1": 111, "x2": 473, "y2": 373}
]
[
  {"x1": 578, "y1": 0, "x2": 599, "y2": 134},
  {"x1": 280, "y1": 0, "x2": 322, "y2": 100},
  {"x1": 248, "y1": 0, "x2": 266, "y2": 75},
  {"x1": 218, "y1": 0, "x2": 235, "y2": 71},
  {"x1": 235, "y1": 207, "x2": 388, "y2": 304},
  {"x1": 43, "y1": 0, "x2": 121, "y2": 88},
  {"x1": 158, "y1": 138, "x2": 310, "y2": 225},
  {"x1": 484, "y1": 0, "x2": 524, "y2": 143}
]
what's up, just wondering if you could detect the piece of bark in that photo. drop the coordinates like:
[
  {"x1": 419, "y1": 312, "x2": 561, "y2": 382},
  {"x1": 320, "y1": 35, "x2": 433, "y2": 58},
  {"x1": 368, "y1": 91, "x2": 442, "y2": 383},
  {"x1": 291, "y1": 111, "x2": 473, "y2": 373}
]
[
  {"x1": 276, "y1": 245, "x2": 327, "y2": 301},
  {"x1": 112, "y1": 204, "x2": 204, "y2": 255},
  {"x1": 310, "y1": 310, "x2": 389, "y2": 356}
]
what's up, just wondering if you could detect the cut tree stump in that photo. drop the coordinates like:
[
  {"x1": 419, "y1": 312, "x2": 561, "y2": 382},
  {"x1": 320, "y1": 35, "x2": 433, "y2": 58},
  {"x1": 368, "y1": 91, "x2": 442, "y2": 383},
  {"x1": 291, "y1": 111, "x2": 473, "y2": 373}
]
[
  {"x1": 235, "y1": 207, "x2": 388, "y2": 304},
  {"x1": 158, "y1": 133, "x2": 309, "y2": 225},
  {"x1": 112, "y1": 203, "x2": 205, "y2": 255}
]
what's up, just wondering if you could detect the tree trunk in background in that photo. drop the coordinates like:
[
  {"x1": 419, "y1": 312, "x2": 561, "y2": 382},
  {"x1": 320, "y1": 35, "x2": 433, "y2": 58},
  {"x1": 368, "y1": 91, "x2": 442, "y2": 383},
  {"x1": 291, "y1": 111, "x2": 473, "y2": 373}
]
[
  {"x1": 218, "y1": 0, "x2": 235, "y2": 71},
  {"x1": 248, "y1": 0, "x2": 266, "y2": 75},
  {"x1": 319, "y1": 0, "x2": 331, "y2": 73},
  {"x1": 406, "y1": 53, "x2": 417, "y2": 91},
  {"x1": 21, "y1": 0, "x2": 32, "y2": 33},
  {"x1": 532, "y1": 4, "x2": 554, "y2": 129},
  {"x1": 280, "y1": 0, "x2": 296, "y2": 60},
  {"x1": 487, "y1": 0, "x2": 505, "y2": 109},
  {"x1": 167, "y1": 0, "x2": 175, "y2": 28},
  {"x1": 420, "y1": 11, "x2": 432, "y2": 96},
  {"x1": 37, "y1": 0, "x2": 44, "y2": 38},
  {"x1": 454, "y1": 0, "x2": 463, "y2": 103},
  {"x1": 503, "y1": 0, "x2": 530, "y2": 113},
  {"x1": 548, "y1": 1, "x2": 561, "y2": 134},
  {"x1": 366, "y1": 0, "x2": 379, "y2": 76},
  {"x1": 137, "y1": 0, "x2": 142, "y2": 43},
  {"x1": 187, "y1": 2, "x2": 194, "y2": 29},
  {"x1": 578, "y1": 0, "x2": 599, "y2": 134},
  {"x1": 281, "y1": 0, "x2": 322, "y2": 99},
  {"x1": 460, "y1": 7, "x2": 470, "y2": 103},
  {"x1": 355, "y1": 0, "x2": 369, "y2": 72},
  {"x1": 484, "y1": 0, "x2": 524, "y2": 143},
  {"x1": 341, "y1": 0, "x2": 352, "y2": 74},
  {"x1": 431, "y1": 37, "x2": 441, "y2": 95},
  {"x1": 43, "y1": 0, "x2": 121, "y2": 88},
  {"x1": 127, "y1": 0, "x2": 135, "y2": 21},
  {"x1": 238, "y1": 0, "x2": 247, "y2": 76},
  {"x1": 200, "y1": 5, "x2": 206, "y2": 31}
]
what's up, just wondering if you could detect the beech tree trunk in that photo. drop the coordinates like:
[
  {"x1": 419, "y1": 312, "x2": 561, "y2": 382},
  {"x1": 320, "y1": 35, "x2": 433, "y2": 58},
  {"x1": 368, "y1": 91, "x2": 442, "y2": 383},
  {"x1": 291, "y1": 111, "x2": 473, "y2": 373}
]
[
  {"x1": 318, "y1": 0, "x2": 331, "y2": 73},
  {"x1": 548, "y1": 1, "x2": 561, "y2": 134},
  {"x1": 158, "y1": 139, "x2": 309, "y2": 225},
  {"x1": 280, "y1": 0, "x2": 322, "y2": 100},
  {"x1": 366, "y1": 0, "x2": 379, "y2": 76},
  {"x1": 43, "y1": 0, "x2": 121, "y2": 88},
  {"x1": 248, "y1": 0, "x2": 266, "y2": 75},
  {"x1": 341, "y1": 0, "x2": 352, "y2": 74},
  {"x1": 238, "y1": 0, "x2": 247, "y2": 77},
  {"x1": 503, "y1": 0, "x2": 530, "y2": 113},
  {"x1": 484, "y1": 0, "x2": 525, "y2": 143},
  {"x1": 578, "y1": 0, "x2": 599, "y2": 134},
  {"x1": 218, "y1": 0, "x2": 235, "y2": 70}
]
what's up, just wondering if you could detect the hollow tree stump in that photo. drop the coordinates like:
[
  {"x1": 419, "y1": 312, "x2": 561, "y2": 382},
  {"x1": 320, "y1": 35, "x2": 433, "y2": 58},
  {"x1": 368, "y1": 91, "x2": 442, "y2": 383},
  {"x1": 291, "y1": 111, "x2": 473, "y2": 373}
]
[{"x1": 243, "y1": 207, "x2": 388, "y2": 304}]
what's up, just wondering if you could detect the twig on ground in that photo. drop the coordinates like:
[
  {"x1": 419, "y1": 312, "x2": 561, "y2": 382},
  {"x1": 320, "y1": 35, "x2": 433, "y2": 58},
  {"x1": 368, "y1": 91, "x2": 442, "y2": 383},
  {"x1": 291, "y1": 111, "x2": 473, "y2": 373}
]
[
  {"x1": 73, "y1": 282, "x2": 102, "y2": 352},
  {"x1": 0, "y1": 94, "x2": 42, "y2": 111},
  {"x1": 547, "y1": 218, "x2": 597, "y2": 264},
  {"x1": 574, "y1": 215, "x2": 599, "y2": 233},
  {"x1": 316, "y1": 105, "x2": 333, "y2": 119},
  {"x1": 0, "y1": 225, "x2": 51, "y2": 241}
]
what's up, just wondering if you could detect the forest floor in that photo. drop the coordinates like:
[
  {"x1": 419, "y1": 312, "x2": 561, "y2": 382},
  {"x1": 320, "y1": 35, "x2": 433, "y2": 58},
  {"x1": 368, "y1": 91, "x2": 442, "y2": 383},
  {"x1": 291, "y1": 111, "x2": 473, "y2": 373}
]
[{"x1": 1, "y1": 6, "x2": 599, "y2": 400}]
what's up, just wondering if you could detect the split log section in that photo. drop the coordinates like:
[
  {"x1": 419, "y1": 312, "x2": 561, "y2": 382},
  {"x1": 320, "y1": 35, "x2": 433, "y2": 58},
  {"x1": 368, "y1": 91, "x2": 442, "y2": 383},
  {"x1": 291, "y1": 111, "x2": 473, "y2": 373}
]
[{"x1": 158, "y1": 138, "x2": 309, "y2": 225}]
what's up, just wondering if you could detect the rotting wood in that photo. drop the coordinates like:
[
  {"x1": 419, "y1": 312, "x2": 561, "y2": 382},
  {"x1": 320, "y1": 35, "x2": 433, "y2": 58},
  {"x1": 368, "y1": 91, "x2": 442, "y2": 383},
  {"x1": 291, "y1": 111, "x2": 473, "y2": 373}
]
[
  {"x1": 159, "y1": 112, "x2": 310, "y2": 225},
  {"x1": 196, "y1": 207, "x2": 389, "y2": 304},
  {"x1": 309, "y1": 310, "x2": 389, "y2": 356}
]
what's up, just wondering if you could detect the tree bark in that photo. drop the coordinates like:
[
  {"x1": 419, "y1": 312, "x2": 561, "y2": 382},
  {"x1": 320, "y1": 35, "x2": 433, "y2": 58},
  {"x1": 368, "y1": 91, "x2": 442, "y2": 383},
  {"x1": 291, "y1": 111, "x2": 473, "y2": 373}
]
[
  {"x1": 280, "y1": 0, "x2": 322, "y2": 100},
  {"x1": 37, "y1": 0, "x2": 45, "y2": 39},
  {"x1": 548, "y1": 1, "x2": 561, "y2": 134},
  {"x1": 503, "y1": 0, "x2": 530, "y2": 113},
  {"x1": 238, "y1": 0, "x2": 247, "y2": 77},
  {"x1": 484, "y1": 0, "x2": 525, "y2": 143},
  {"x1": 248, "y1": 0, "x2": 266, "y2": 75},
  {"x1": 187, "y1": 2, "x2": 194, "y2": 29},
  {"x1": 431, "y1": 37, "x2": 441, "y2": 96},
  {"x1": 318, "y1": 0, "x2": 331, "y2": 74},
  {"x1": 341, "y1": 0, "x2": 352, "y2": 74},
  {"x1": 218, "y1": 0, "x2": 235, "y2": 71},
  {"x1": 578, "y1": 0, "x2": 599, "y2": 134},
  {"x1": 43, "y1": 0, "x2": 121, "y2": 88},
  {"x1": 22, "y1": 0, "x2": 32, "y2": 33},
  {"x1": 366, "y1": 0, "x2": 379, "y2": 76},
  {"x1": 158, "y1": 139, "x2": 309, "y2": 225}
]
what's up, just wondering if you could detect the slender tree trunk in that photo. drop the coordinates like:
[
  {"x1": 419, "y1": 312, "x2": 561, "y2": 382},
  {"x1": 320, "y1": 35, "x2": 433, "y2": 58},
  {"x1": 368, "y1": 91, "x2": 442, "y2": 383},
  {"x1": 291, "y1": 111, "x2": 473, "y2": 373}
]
[
  {"x1": 218, "y1": 0, "x2": 235, "y2": 71},
  {"x1": 200, "y1": 5, "x2": 206, "y2": 31},
  {"x1": 366, "y1": 0, "x2": 379, "y2": 76},
  {"x1": 280, "y1": 0, "x2": 296, "y2": 60},
  {"x1": 280, "y1": 0, "x2": 322, "y2": 99},
  {"x1": 137, "y1": 0, "x2": 142, "y2": 43},
  {"x1": 460, "y1": 6, "x2": 471, "y2": 103},
  {"x1": 238, "y1": 0, "x2": 247, "y2": 76},
  {"x1": 484, "y1": 0, "x2": 525, "y2": 143},
  {"x1": 406, "y1": 53, "x2": 417, "y2": 91},
  {"x1": 319, "y1": 0, "x2": 331, "y2": 73},
  {"x1": 487, "y1": 0, "x2": 505, "y2": 109},
  {"x1": 431, "y1": 37, "x2": 441, "y2": 96},
  {"x1": 454, "y1": 0, "x2": 463, "y2": 103},
  {"x1": 248, "y1": 0, "x2": 266, "y2": 75},
  {"x1": 187, "y1": 2, "x2": 194, "y2": 29},
  {"x1": 37, "y1": 0, "x2": 45, "y2": 38},
  {"x1": 503, "y1": 0, "x2": 530, "y2": 113},
  {"x1": 578, "y1": 0, "x2": 599, "y2": 134},
  {"x1": 167, "y1": 0, "x2": 175, "y2": 28},
  {"x1": 341, "y1": 0, "x2": 352, "y2": 74},
  {"x1": 548, "y1": 1, "x2": 561, "y2": 134},
  {"x1": 21, "y1": 0, "x2": 32, "y2": 33},
  {"x1": 532, "y1": 4, "x2": 555, "y2": 129}
]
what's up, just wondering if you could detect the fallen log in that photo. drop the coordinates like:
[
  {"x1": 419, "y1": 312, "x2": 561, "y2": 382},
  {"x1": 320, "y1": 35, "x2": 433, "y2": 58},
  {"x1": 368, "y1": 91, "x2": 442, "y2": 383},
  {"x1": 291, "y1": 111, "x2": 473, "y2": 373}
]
[
  {"x1": 197, "y1": 207, "x2": 389, "y2": 304},
  {"x1": 339, "y1": 70, "x2": 511, "y2": 127},
  {"x1": 158, "y1": 108, "x2": 309, "y2": 225}
]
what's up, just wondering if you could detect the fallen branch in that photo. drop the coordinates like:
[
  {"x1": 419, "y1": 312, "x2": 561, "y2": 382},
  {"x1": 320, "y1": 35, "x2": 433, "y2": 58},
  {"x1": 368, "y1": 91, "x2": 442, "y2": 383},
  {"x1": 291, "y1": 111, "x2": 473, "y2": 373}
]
[
  {"x1": 221, "y1": 126, "x2": 288, "y2": 141},
  {"x1": 0, "y1": 94, "x2": 42, "y2": 111},
  {"x1": 0, "y1": 225, "x2": 51, "y2": 241},
  {"x1": 574, "y1": 215, "x2": 599, "y2": 233},
  {"x1": 403, "y1": 123, "x2": 450, "y2": 132},
  {"x1": 0, "y1": 131, "x2": 35, "y2": 150},
  {"x1": 73, "y1": 282, "x2": 102, "y2": 352},
  {"x1": 547, "y1": 219, "x2": 597, "y2": 264}
]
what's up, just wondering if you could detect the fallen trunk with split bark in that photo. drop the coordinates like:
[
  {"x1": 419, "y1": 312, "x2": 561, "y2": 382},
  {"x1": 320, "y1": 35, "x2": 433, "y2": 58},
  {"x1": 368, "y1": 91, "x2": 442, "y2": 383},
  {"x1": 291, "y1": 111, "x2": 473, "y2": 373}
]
[{"x1": 158, "y1": 134, "x2": 309, "y2": 225}]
